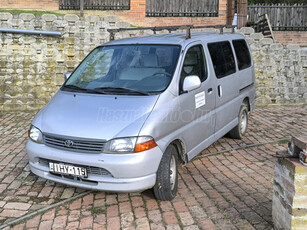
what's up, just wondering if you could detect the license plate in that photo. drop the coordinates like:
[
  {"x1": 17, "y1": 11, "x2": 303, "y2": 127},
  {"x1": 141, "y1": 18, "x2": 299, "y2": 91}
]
[{"x1": 49, "y1": 162, "x2": 88, "y2": 178}]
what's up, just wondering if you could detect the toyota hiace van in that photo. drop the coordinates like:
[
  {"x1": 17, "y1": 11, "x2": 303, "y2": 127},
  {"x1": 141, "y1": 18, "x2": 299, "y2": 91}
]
[{"x1": 26, "y1": 32, "x2": 255, "y2": 200}]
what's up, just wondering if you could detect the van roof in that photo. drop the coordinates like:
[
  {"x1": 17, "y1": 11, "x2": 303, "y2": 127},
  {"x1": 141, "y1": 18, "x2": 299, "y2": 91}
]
[{"x1": 103, "y1": 32, "x2": 246, "y2": 47}]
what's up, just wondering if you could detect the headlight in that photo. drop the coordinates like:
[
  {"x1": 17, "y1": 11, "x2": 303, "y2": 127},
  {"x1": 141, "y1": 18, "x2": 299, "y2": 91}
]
[
  {"x1": 28, "y1": 125, "x2": 43, "y2": 144},
  {"x1": 103, "y1": 136, "x2": 157, "y2": 154},
  {"x1": 103, "y1": 137, "x2": 137, "y2": 153}
]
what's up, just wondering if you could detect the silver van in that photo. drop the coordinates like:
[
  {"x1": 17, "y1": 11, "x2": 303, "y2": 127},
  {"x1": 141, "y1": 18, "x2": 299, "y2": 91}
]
[{"x1": 26, "y1": 32, "x2": 255, "y2": 200}]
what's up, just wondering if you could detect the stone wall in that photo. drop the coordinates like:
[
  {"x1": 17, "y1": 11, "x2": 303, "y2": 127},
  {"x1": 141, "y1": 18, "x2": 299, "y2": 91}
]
[
  {"x1": 0, "y1": 12, "x2": 306, "y2": 111},
  {"x1": 238, "y1": 27, "x2": 307, "y2": 105},
  {"x1": 0, "y1": 12, "x2": 130, "y2": 110}
]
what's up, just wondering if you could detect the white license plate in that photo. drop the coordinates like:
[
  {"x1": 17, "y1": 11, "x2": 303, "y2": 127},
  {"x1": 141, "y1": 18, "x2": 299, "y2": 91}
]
[{"x1": 49, "y1": 162, "x2": 88, "y2": 178}]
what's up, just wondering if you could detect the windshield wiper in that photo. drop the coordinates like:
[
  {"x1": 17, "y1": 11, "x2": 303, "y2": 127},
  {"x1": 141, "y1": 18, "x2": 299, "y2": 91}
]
[
  {"x1": 94, "y1": 87, "x2": 151, "y2": 95},
  {"x1": 63, "y1": 84, "x2": 106, "y2": 94}
]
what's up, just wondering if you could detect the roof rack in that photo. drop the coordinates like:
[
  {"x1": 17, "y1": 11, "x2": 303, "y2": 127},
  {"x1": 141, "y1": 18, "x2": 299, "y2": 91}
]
[{"x1": 107, "y1": 25, "x2": 236, "y2": 41}]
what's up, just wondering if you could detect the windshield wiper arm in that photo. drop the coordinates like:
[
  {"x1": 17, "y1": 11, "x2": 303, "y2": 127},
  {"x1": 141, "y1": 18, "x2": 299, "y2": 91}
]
[
  {"x1": 64, "y1": 84, "x2": 106, "y2": 94},
  {"x1": 94, "y1": 87, "x2": 151, "y2": 95}
]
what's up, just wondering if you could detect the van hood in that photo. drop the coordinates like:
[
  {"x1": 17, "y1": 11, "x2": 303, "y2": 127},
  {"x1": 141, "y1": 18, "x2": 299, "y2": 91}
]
[{"x1": 32, "y1": 90, "x2": 159, "y2": 140}]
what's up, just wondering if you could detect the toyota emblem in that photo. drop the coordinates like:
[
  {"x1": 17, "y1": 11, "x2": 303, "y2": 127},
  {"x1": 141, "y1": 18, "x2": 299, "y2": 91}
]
[{"x1": 64, "y1": 140, "x2": 74, "y2": 147}]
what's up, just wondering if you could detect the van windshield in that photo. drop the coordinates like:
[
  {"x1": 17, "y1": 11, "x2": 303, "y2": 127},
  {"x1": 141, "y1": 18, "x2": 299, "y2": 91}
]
[{"x1": 63, "y1": 45, "x2": 181, "y2": 95}]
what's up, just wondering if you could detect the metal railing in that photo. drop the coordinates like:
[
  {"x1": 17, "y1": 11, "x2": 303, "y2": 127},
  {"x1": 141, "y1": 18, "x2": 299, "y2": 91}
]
[{"x1": 59, "y1": 0, "x2": 130, "y2": 10}]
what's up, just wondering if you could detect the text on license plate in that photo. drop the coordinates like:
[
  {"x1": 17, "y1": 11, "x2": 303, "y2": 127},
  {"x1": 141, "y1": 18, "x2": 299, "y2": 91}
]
[{"x1": 49, "y1": 162, "x2": 87, "y2": 178}]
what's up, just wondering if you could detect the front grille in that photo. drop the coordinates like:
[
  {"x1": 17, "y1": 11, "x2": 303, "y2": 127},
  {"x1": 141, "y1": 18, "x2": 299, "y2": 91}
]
[
  {"x1": 43, "y1": 133, "x2": 106, "y2": 153},
  {"x1": 39, "y1": 158, "x2": 112, "y2": 177}
]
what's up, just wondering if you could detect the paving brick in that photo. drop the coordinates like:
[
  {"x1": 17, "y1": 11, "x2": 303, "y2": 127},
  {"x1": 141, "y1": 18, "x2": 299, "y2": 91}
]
[
  {"x1": 173, "y1": 201, "x2": 188, "y2": 213},
  {"x1": 4, "y1": 202, "x2": 31, "y2": 210},
  {"x1": 107, "y1": 216, "x2": 120, "y2": 230},
  {"x1": 80, "y1": 216, "x2": 93, "y2": 229},
  {"x1": 94, "y1": 213, "x2": 106, "y2": 225},
  {"x1": 201, "y1": 219, "x2": 216, "y2": 230},
  {"x1": 119, "y1": 201, "x2": 131, "y2": 213},
  {"x1": 82, "y1": 193, "x2": 94, "y2": 206},
  {"x1": 0, "y1": 106, "x2": 306, "y2": 229},
  {"x1": 66, "y1": 221, "x2": 79, "y2": 229},
  {"x1": 52, "y1": 215, "x2": 67, "y2": 229},
  {"x1": 163, "y1": 211, "x2": 178, "y2": 225},
  {"x1": 134, "y1": 206, "x2": 146, "y2": 218},
  {"x1": 131, "y1": 196, "x2": 144, "y2": 207},
  {"x1": 41, "y1": 209, "x2": 55, "y2": 221},
  {"x1": 38, "y1": 220, "x2": 53, "y2": 230},
  {"x1": 26, "y1": 215, "x2": 41, "y2": 228},
  {"x1": 60, "y1": 187, "x2": 75, "y2": 199},
  {"x1": 148, "y1": 210, "x2": 162, "y2": 223},
  {"x1": 146, "y1": 199, "x2": 159, "y2": 210},
  {"x1": 136, "y1": 217, "x2": 150, "y2": 230},
  {"x1": 0, "y1": 209, "x2": 27, "y2": 218},
  {"x1": 68, "y1": 210, "x2": 80, "y2": 222},
  {"x1": 120, "y1": 212, "x2": 134, "y2": 228},
  {"x1": 107, "y1": 205, "x2": 119, "y2": 218},
  {"x1": 178, "y1": 211, "x2": 194, "y2": 226},
  {"x1": 69, "y1": 198, "x2": 81, "y2": 210},
  {"x1": 106, "y1": 194, "x2": 117, "y2": 205}
]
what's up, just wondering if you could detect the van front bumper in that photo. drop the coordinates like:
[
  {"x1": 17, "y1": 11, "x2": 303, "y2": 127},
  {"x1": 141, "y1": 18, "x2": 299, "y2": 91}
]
[{"x1": 26, "y1": 140, "x2": 163, "y2": 192}]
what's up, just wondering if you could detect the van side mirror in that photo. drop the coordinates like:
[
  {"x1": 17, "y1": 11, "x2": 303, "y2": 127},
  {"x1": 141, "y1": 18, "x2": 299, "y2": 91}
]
[
  {"x1": 182, "y1": 75, "x2": 201, "y2": 92},
  {"x1": 64, "y1": 72, "x2": 71, "y2": 81}
]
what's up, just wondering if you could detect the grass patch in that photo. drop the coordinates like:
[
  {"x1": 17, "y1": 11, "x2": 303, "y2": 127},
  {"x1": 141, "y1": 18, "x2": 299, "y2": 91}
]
[
  {"x1": 130, "y1": 24, "x2": 140, "y2": 28},
  {"x1": 90, "y1": 207, "x2": 104, "y2": 215},
  {"x1": 29, "y1": 196, "x2": 50, "y2": 203},
  {"x1": 0, "y1": 9, "x2": 65, "y2": 16},
  {"x1": 278, "y1": 138, "x2": 290, "y2": 144}
]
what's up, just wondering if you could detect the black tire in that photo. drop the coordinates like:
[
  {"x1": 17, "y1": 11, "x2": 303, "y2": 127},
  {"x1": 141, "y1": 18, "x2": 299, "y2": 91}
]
[
  {"x1": 153, "y1": 145, "x2": 178, "y2": 201},
  {"x1": 228, "y1": 104, "x2": 249, "y2": 139}
]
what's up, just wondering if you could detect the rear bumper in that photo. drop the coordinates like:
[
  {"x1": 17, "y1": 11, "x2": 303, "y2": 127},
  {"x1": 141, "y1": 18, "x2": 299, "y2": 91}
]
[{"x1": 26, "y1": 140, "x2": 163, "y2": 192}]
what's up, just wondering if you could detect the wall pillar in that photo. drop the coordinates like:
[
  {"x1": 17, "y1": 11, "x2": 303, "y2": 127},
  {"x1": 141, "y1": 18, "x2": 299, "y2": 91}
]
[{"x1": 273, "y1": 138, "x2": 307, "y2": 229}]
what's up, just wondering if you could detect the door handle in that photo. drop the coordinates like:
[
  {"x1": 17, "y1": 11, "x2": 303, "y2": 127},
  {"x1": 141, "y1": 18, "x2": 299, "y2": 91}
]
[
  {"x1": 208, "y1": 88, "x2": 213, "y2": 94},
  {"x1": 218, "y1": 85, "x2": 222, "y2": 97}
]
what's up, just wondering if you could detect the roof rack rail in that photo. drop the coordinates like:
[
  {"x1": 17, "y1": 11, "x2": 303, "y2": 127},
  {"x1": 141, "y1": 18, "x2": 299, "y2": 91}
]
[{"x1": 107, "y1": 25, "x2": 235, "y2": 41}]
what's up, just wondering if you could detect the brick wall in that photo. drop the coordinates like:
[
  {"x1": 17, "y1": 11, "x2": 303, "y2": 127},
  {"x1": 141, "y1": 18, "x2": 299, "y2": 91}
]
[
  {"x1": 0, "y1": 0, "x2": 229, "y2": 27},
  {"x1": 273, "y1": 158, "x2": 307, "y2": 229},
  {"x1": 274, "y1": 31, "x2": 307, "y2": 47},
  {"x1": 0, "y1": 0, "x2": 58, "y2": 10}
]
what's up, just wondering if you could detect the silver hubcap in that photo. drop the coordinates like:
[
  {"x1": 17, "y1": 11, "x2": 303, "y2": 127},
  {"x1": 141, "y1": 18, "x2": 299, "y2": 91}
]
[
  {"x1": 169, "y1": 154, "x2": 176, "y2": 190},
  {"x1": 240, "y1": 111, "x2": 247, "y2": 135}
]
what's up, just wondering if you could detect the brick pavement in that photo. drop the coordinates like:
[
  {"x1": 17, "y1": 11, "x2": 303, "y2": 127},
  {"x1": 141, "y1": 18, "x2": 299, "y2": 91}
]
[{"x1": 0, "y1": 105, "x2": 306, "y2": 229}]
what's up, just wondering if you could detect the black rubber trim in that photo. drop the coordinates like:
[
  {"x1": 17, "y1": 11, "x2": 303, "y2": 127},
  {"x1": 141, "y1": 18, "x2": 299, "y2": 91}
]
[{"x1": 239, "y1": 83, "x2": 254, "y2": 93}]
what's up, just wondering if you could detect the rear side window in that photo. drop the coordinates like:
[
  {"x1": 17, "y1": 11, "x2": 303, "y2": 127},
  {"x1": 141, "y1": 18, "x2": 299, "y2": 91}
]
[
  {"x1": 208, "y1": 41, "x2": 236, "y2": 79},
  {"x1": 232, "y1": 39, "x2": 251, "y2": 70}
]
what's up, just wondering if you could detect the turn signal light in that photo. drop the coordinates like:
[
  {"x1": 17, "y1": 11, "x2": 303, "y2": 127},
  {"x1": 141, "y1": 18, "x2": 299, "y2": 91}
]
[{"x1": 135, "y1": 139, "x2": 157, "y2": 153}]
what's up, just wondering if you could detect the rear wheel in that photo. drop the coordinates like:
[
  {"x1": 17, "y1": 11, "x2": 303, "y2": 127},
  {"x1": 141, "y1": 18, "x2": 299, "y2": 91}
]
[
  {"x1": 153, "y1": 145, "x2": 178, "y2": 201},
  {"x1": 229, "y1": 104, "x2": 249, "y2": 139}
]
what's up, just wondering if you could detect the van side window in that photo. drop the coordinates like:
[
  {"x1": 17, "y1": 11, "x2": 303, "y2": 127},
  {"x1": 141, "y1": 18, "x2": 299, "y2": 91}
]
[
  {"x1": 232, "y1": 39, "x2": 251, "y2": 70},
  {"x1": 208, "y1": 41, "x2": 236, "y2": 79},
  {"x1": 180, "y1": 45, "x2": 207, "y2": 86}
]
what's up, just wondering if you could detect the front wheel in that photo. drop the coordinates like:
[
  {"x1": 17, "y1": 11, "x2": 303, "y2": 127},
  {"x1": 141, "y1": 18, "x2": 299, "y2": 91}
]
[
  {"x1": 153, "y1": 145, "x2": 178, "y2": 201},
  {"x1": 228, "y1": 104, "x2": 249, "y2": 139}
]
